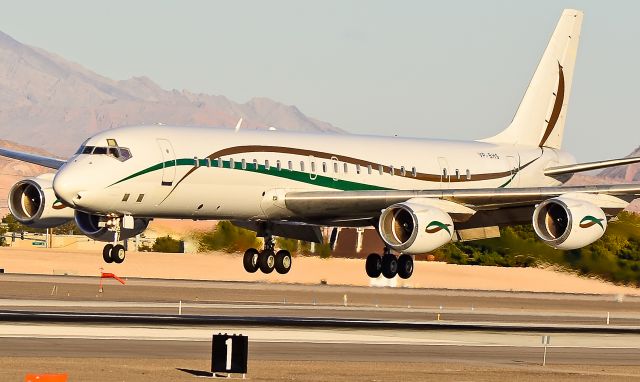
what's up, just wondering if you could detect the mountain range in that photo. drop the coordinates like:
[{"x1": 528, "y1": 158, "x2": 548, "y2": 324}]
[{"x1": 0, "y1": 30, "x2": 342, "y2": 156}]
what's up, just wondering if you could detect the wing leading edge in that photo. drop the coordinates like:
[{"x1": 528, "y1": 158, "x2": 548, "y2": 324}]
[{"x1": 0, "y1": 147, "x2": 65, "y2": 170}]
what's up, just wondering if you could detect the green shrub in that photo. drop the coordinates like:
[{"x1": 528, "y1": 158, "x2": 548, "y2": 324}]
[
  {"x1": 198, "y1": 221, "x2": 261, "y2": 253},
  {"x1": 152, "y1": 235, "x2": 183, "y2": 253}
]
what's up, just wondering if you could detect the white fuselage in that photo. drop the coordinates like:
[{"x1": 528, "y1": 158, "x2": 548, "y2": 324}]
[{"x1": 52, "y1": 125, "x2": 575, "y2": 221}]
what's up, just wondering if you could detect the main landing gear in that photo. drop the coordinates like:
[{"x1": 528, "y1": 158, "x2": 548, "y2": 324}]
[
  {"x1": 102, "y1": 217, "x2": 126, "y2": 264},
  {"x1": 366, "y1": 248, "x2": 413, "y2": 279},
  {"x1": 243, "y1": 236, "x2": 292, "y2": 275}
]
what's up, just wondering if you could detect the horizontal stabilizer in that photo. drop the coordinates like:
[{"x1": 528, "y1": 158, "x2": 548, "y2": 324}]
[
  {"x1": 544, "y1": 156, "x2": 640, "y2": 177},
  {"x1": 0, "y1": 147, "x2": 65, "y2": 170}
]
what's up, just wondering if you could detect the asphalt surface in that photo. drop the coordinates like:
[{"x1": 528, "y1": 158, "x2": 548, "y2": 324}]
[{"x1": 1, "y1": 273, "x2": 639, "y2": 376}]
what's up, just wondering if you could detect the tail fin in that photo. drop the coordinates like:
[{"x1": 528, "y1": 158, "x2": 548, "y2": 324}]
[{"x1": 482, "y1": 9, "x2": 583, "y2": 149}]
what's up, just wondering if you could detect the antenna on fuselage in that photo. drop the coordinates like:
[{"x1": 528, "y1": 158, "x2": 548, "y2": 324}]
[{"x1": 234, "y1": 118, "x2": 243, "y2": 133}]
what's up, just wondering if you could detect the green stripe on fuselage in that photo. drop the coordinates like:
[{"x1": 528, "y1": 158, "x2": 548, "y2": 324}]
[{"x1": 109, "y1": 158, "x2": 390, "y2": 191}]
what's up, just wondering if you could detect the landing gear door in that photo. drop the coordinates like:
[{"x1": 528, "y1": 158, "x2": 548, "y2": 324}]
[{"x1": 157, "y1": 139, "x2": 176, "y2": 186}]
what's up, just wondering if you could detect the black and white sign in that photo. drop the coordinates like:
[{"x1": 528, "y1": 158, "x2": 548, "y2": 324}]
[{"x1": 211, "y1": 334, "x2": 248, "y2": 374}]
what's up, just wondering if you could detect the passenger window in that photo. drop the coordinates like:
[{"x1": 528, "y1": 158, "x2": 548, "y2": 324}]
[
  {"x1": 322, "y1": 162, "x2": 327, "y2": 173},
  {"x1": 206, "y1": 158, "x2": 211, "y2": 167},
  {"x1": 300, "y1": 161, "x2": 305, "y2": 172},
  {"x1": 288, "y1": 161, "x2": 293, "y2": 170},
  {"x1": 455, "y1": 169, "x2": 460, "y2": 180},
  {"x1": 217, "y1": 158, "x2": 223, "y2": 167},
  {"x1": 412, "y1": 167, "x2": 417, "y2": 177},
  {"x1": 265, "y1": 160, "x2": 270, "y2": 170},
  {"x1": 343, "y1": 163, "x2": 348, "y2": 173},
  {"x1": 333, "y1": 162, "x2": 338, "y2": 173},
  {"x1": 241, "y1": 159, "x2": 246, "y2": 169},
  {"x1": 378, "y1": 165, "x2": 383, "y2": 175},
  {"x1": 400, "y1": 166, "x2": 406, "y2": 176},
  {"x1": 311, "y1": 162, "x2": 316, "y2": 172},
  {"x1": 443, "y1": 168, "x2": 448, "y2": 178},
  {"x1": 389, "y1": 166, "x2": 395, "y2": 176},
  {"x1": 356, "y1": 164, "x2": 361, "y2": 174},
  {"x1": 253, "y1": 159, "x2": 258, "y2": 170},
  {"x1": 466, "y1": 169, "x2": 471, "y2": 180},
  {"x1": 368, "y1": 165, "x2": 372, "y2": 175},
  {"x1": 276, "y1": 160, "x2": 282, "y2": 171},
  {"x1": 194, "y1": 157, "x2": 199, "y2": 167},
  {"x1": 229, "y1": 158, "x2": 235, "y2": 169}
]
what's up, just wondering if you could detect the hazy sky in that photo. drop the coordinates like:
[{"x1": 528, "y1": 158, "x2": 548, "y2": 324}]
[{"x1": 0, "y1": 0, "x2": 638, "y2": 161}]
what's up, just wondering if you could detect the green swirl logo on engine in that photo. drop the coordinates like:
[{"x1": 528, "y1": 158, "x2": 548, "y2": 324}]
[
  {"x1": 425, "y1": 221, "x2": 452, "y2": 235},
  {"x1": 52, "y1": 199, "x2": 66, "y2": 210},
  {"x1": 579, "y1": 215, "x2": 604, "y2": 230}
]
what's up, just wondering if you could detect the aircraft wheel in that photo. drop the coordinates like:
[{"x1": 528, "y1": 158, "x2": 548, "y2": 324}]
[
  {"x1": 111, "y1": 244, "x2": 126, "y2": 264},
  {"x1": 365, "y1": 253, "x2": 382, "y2": 278},
  {"x1": 381, "y1": 253, "x2": 398, "y2": 279},
  {"x1": 243, "y1": 248, "x2": 260, "y2": 273},
  {"x1": 259, "y1": 250, "x2": 275, "y2": 274},
  {"x1": 397, "y1": 254, "x2": 414, "y2": 279},
  {"x1": 103, "y1": 244, "x2": 114, "y2": 263},
  {"x1": 275, "y1": 250, "x2": 292, "y2": 274}
]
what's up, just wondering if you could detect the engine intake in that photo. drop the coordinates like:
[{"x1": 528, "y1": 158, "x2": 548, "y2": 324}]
[
  {"x1": 8, "y1": 174, "x2": 74, "y2": 228},
  {"x1": 533, "y1": 195, "x2": 607, "y2": 250},
  {"x1": 378, "y1": 200, "x2": 454, "y2": 254}
]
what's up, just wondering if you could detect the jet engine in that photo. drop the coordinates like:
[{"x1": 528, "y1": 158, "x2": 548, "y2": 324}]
[
  {"x1": 533, "y1": 195, "x2": 607, "y2": 250},
  {"x1": 74, "y1": 211, "x2": 150, "y2": 242},
  {"x1": 378, "y1": 201, "x2": 454, "y2": 254},
  {"x1": 8, "y1": 173, "x2": 74, "y2": 228}
]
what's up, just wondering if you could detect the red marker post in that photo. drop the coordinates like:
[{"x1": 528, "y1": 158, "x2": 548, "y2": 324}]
[{"x1": 99, "y1": 268, "x2": 125, "y2": 292}]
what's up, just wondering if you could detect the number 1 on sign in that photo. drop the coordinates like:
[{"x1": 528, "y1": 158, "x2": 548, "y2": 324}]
[{"x1": 225, "y1": 338, "x2": 233, "y2": 370}]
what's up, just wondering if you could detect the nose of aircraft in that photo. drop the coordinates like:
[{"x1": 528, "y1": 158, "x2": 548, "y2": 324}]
[{"x1": 52, "y1": 164, "x2": 86, "y2": 207}]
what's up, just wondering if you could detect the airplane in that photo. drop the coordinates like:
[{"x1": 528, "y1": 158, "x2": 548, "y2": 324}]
[{"x1": 1, "y1": 9, "x2": 639, "y2": 280}]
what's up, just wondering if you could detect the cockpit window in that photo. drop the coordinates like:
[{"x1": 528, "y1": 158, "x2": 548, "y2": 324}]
[
  {"x1": 81, "y1": 146, "x2": 95, "y2": 154},
  {"x1": 76, "y1": 141, "x2": 132, "y2": 162}
]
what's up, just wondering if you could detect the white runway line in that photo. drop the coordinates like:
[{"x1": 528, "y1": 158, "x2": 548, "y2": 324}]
[{"x1": 1, "y1": 323, "x2": 640, "y2": 349}]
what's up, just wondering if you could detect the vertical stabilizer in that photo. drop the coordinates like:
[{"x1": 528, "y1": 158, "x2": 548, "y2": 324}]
[{"x1": 482, "y1": 9, "x2": 583, "y2": 149}]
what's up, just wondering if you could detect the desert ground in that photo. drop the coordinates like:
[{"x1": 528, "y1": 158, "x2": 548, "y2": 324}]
[{"x1": 0, "y1": 247, "x2": 637, "y2": 295}]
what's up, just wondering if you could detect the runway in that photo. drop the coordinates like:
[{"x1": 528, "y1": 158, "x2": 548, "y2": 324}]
[{"x1": 1, "y1": 273, "x2": 640, "y2": 381}]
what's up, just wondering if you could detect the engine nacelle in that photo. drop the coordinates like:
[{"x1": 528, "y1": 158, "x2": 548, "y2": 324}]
[
  {"x1": 533, "y1": 195, "x2": 607, "y2": 250},
  {"x1": 378, "y1": 201, "x2": 454, "y2": 254},
  {"x1": 74, "y1": 211, "x2": 149, "y2": 242},
  {"x1": 8, "y1": 173, "x2": 74, "y2": 228}
]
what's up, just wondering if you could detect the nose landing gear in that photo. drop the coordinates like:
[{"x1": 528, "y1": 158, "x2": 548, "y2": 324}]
[
  {"x1": 102, "y1": 217, "x2": 126, "y2": 264},
  {"x1": 243, "y1": 235, "x2": 291, "y2": 275}
]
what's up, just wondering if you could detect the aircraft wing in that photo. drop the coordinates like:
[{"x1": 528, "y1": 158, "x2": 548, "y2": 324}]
[
  {"x1": 544, "y1": 156, "x2": 640, "y2": 178},
  {"x1": 284, "y1": 184, "x2": 640, "y2": 221},
  {"x1": 0, "y1": 147, "x2": 65, "y2": 170}
]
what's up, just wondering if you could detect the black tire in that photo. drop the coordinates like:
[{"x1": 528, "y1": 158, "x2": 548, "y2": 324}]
[
  {"x1": 381, "y1": 253, "x2": 398, "y2": 279},
  {"x1": 259, "y1": 250, "x2": 275, "y2": 274},
  {"x1": 274, "y1": 250, "x2": 292, "y2": 274},
  {"x1": 103, "y1": 244, "x2": 114, "y2": 264},
  {"x1": 365, "y1": 253, "x2": 382, "y2": 278},
  {"x1": 397, "y1": 254, "x2": 414, "y2": 279},
  {"x1": 243, "y1": 248, "x2": 260, "y2": 273},
  {"x1": 111, "y1": 244, "x2": 126, "y2": 264}
]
